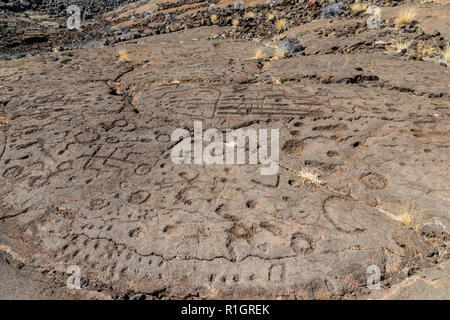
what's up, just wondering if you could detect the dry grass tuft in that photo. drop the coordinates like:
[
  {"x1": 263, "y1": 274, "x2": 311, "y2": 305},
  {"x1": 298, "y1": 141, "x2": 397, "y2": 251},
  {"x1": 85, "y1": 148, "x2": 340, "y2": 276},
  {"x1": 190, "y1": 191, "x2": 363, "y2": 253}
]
[
  {"x1": 275, "y1": 19, "x2": 287, "y2": 31},
  {"x1": 398, "y1": 204, "x2": 423, "y2": 232},
  {"x1": 232, "y1": 19, "x2": 239, "y2": 27},
  {"x1": 395, "y1": 7, "x2": 417, "y2": 26},
  {"x1": 273, "y1": 49, "x2": 288, "y2": 60},
  {"x1": 442, "y1": 46, "x2": 450, "y2": 63},
  {"x1": 253, "y1": 47, "x2": 265, "y2": 60},
  {"x1": 267, "y1": 12, "x2": 276, "y2": 21},
  {"x1": 117, "y1": 50, "x2": 130, "y2": 63},
  {"x1": 210, "y1": 14, "x2": 218, "y2": 23},
  {"x1": 272, "y1": 77, "x2": 282, "y2": 84},
  {"x1": 298, "y1": 168, "x2": 322, "y2": 186},
  {"x1": 244, "y1": 11, "x2": 256, "y2": 19},
  {"x1": 351, "y1": 1, "x2": 368, "y2": 12},
  {"x1": 416, "y1": 41, "x2": 440, "y2": 59},
  {"x1": 387, "y1": 40, "x2": 412, "y2": 54},
  {"x1": 289, "y1": 166, "x2": 323, "y2": 187}
]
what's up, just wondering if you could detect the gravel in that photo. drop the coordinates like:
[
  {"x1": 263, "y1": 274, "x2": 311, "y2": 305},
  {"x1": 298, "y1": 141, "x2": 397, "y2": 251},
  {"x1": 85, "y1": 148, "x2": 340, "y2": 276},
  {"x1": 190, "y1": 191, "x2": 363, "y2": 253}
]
[
  {"x1": 0, "y1": 0, "x2": 139, "y2": 17},
  {"x1": 320, "y1": 2, "x2": 345, "y2": 20}
]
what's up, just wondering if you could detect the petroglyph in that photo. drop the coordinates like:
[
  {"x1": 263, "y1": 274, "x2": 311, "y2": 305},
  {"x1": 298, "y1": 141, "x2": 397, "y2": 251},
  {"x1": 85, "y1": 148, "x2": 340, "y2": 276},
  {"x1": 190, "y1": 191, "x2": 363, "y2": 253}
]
[{"x1": 0, "y1": 1, "x2": 449, "y2": 299}]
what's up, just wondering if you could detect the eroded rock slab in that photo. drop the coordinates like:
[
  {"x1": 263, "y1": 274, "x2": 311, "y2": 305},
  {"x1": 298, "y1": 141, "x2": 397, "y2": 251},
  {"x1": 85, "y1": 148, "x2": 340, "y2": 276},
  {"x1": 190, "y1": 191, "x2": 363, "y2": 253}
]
[{"x1": 0, "y1": 27, "x2": 448, "y2": 299}]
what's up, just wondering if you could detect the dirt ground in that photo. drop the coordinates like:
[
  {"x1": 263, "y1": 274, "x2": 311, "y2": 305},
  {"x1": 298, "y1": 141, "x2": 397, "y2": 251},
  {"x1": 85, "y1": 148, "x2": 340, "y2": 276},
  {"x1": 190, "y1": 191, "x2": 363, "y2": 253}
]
[{"x1": 0, "y1": 0, "x2": 449, "y2": 299}]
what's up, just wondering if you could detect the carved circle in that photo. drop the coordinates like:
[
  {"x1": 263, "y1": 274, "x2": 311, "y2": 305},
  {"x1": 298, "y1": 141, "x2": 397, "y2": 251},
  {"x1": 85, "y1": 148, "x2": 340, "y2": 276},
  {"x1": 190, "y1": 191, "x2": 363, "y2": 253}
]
[
  {"x1": 128, "y1": 191, "x2": 151, "y2": 204},
  {"x1": 75, "y1": 130, "x2": 100, "y2": 144},
  {"x1": 89, "y1": 197, "x2": 108, "y2": 210},
  {"x1": 360, "y1": 172, "x2": 387, "y2": 190},
  {"x1": 290, "y1": 232, "x2": 313, "y2": 255},
  {"x1": 282, "y1": 140, "x2": 305, "y2": 157},
  {"x1": 135, "y1": 164, "x2": 152, "y2": 175}
]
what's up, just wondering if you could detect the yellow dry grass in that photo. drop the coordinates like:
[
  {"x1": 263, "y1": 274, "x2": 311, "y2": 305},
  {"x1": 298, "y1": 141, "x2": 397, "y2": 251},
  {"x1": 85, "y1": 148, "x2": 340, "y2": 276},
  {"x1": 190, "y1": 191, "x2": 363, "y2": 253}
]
[
  {"x1": 232, "y1": 19, "x2": 239, "y2": 27},
  {"x1": 267, "y1": 12, "x2": 276, "y2": 21},
  {"x1": 416, "y1": 41, "x2": 440, "y2": 59},
  {"x1": 275, "y1": 19, "x2": 287, "y2": 31},
  {"x1": 273, "y1": 49, "x2": 287, "y2": 60},
  {"x1": 296, "y1": 167, "x2": 322, "y2": 186},
  {"x1": 395, "y1": 7, "x2": 417, "y2": 26},
  {"x1": 272, "y1": 77, "x2": 282, "y2": 84},
  {"x1": 286, "y1": 166, "x2": 323, "y2": 187},
  {"x1": 117, "y1": 50, "x2": 130, "y2": 63},
  {"x1": 442, "y1": 46, "x2": 450, "y2": 63},
  {"x1": 351, "y1": 1, "x2": 368, "y2": 12},
  {"x1": 398, "y1": 204, "x2": 423, "y2": 232},
  {"x1": 387, "y1": 40, "x2": 412, "y2": 54},
  {"x1": 210, "y1": 14, "x2": 218, "y2": 23},
  {"x1": 253, "y1": 47, "x2": 265, "y2": 60},
  {"x1": 244, "y1": 11, "x2": 256, "y2": 19}
]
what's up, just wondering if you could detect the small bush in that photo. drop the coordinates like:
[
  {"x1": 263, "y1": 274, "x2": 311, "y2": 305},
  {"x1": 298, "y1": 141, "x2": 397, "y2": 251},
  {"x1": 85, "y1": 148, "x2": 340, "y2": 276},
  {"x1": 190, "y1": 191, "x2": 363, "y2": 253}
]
[
  {"x1": 244, "y1": 11, "x2": 256, "y2": 19},
  {"x1": 267, "y1": 12, "x2": 276, "y2": 21},
  {"x1": 351, "y1": 1, "x2": 367, "y2": 12},
  {"x1": 398, "y1": 204, "x2": 423, "y2": 232},
  {"x1": 253, "y1": 47, "x2": 265, "y2": 60},
  {"x1": 117, "y1": 50, "x2": 130, "y2": 63},
  {"x1": 395, "y1": 7, "x2": 417, "y2": 26},
  {"x1": 387, "y1": 40, "x2": 412, "y2": 55},
  {"x1": 272, "y1": 77, "x2": 282, "y2": 84},
  {"x1": 416, "y1": 41, "x2": 439, "y2": 59},
  {"x1": 273, "y1": 49, "x2": 287, "y2": 60},
  {"x1": 276, "y1": 19, "x2": 287, "y2": 31}
]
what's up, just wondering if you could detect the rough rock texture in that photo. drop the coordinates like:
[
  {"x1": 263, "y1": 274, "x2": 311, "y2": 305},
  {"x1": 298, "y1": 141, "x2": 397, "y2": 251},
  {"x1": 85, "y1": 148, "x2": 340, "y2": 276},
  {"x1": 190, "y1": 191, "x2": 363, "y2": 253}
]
[
  {"x1": 368, "y1": 260, "x2": 450, "y2": 299},
  {"x1": 0, "y1": 0, "x2": 449, "y2": 299},
  {"x1": 0, "y1": 250, "x2": 108, "y2": 299}
]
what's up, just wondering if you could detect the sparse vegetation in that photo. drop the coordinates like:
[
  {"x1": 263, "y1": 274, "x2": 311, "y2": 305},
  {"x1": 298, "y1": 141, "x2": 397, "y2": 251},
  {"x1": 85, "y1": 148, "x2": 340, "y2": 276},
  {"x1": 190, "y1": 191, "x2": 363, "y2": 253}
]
[
  {"x1": 272, "y1": 77, "x2": 282, "y2": 84},
  {"x1": 294, "y1": 167, "x2": 323, "y2": 187},
  {"x1": 253, "y1": 47, "x2": 265, "y2": 60},
  {"x1": 416, "y1": 41, "x2": 439, "y2": 59},
  {"x1": 273, "y1": 49, "x2": 287, "y2": 59},
  {"x1": 4, "y1": 0, "x2": 450, "y2": 301},
  {"x1": 387, "y1": 40, "x2": 412, "y2": 54},
  {"x1": 275, "y1": 19, "x2": 287, "y2": 32},
  {"x1": 444, "y1": 47, "x2": 450, "y2": 63},
  {"x1": 244, "y1": 12, "x2": 256, "y2": 19},
  {"x1": 117, "y1": 50, "x2": 130, "y2": 63},
  {"x1": 351, "y1": 1, "x2": 367, "y2": 12},
  {"x1": 395, "y1": 7, "x2": 417, "y2": 26},
  {"x1": 267, "y1": 12, "x2": 276, "y2": 21},
  {"x1": 398, "y1": 204, "x2": 423, "y2": 232}
]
